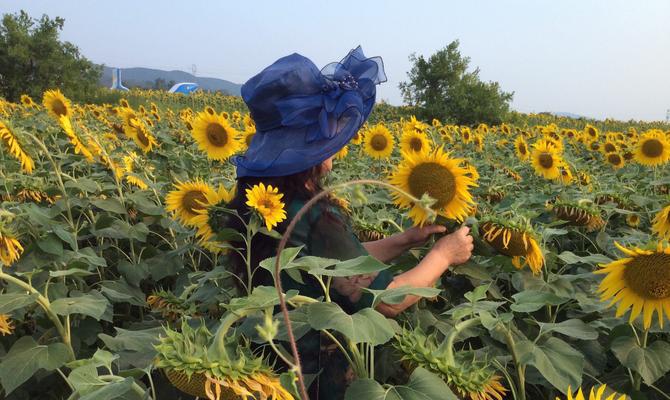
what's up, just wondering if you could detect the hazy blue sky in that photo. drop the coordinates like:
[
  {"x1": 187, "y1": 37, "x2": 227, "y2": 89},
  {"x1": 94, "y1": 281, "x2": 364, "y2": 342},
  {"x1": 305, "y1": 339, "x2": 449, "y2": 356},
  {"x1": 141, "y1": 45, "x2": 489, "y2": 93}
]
[{"x1": 5, "y1": 1, "x2": 670, "y2": 121}]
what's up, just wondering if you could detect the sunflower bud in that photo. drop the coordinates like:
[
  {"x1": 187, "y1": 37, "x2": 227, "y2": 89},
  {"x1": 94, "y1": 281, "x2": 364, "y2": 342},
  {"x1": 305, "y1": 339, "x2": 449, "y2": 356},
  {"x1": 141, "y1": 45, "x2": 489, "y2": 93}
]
[{"x1": 255, "y1": 310, "x2": 279, "y2": 342}]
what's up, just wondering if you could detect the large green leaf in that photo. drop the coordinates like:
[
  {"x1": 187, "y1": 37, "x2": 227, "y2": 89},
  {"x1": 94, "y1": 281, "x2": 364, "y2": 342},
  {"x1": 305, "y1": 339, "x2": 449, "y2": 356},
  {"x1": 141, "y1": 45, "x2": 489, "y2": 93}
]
[
  {"x1": 611, "y1": 336, "x2": 670, "y2": 384},
  {"x1": 308, "y1": 256, "x2": 390, "y2": 277},
  {"x1": 510, "y1": 290, "x2": 569, "y2": 313},
  {"x1": 363, "y1": 286, "x2": 441, "y2": 307},
  {"x1": 0, "y1": 292, "x2": 38, "y2": 313},
  {"x1": 51, "y1": 291, "x2": 111, "y2": 321},
  {"x1": 92, "y1": 198, "x2": 127, "y2": 214},
  {"x1": 536, "y1": 319, "x2": 599, "y2": 340},
  {"x1": 307, "y1": 302, "x2": 394, "y2": 345},
  {"x1": 344, "y1": 367, "x2": 458, "y2": 400},
  {"x1": 517, "y1": 337, "x2": 583, "y2": 393},
  {"x1": 0, "y1": 336, "x2": 70, "y2": 394},
  {"x1": 98, "y1": 327, "x2": 162, "y2": 369}
]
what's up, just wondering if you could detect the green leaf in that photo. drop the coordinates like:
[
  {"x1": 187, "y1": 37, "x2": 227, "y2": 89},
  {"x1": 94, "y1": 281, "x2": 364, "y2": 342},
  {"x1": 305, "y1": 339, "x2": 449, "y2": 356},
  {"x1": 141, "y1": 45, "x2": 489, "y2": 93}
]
[
  {"x1": 0, "y1": 336, "x2": 70, "y2": 394},
  {"x1": 0, "y1": 292, "x2": 38, "y2": 313},
  {"x1": 92, "y1": 198, "x2": 127, "y2": 214},
  {"x1": 464, "y1": 284, "x2": 490, "y2": 303},
  {"x1": 100, "y1": 280, "x2": 146, "y2": 306},
  {"x1": 50, "y1": 268, "x2": 96, "y2": 278},
  {"x1": 557, "y1": 251, "x2": 612, "y2": 266},
  {"x1": 65, "y1": 178, "x2": 99, "y2": 193},
  {"x1": 98, "y1": 327, "x2": 162, "y2": 369},
  {"x1": 510, "y1": 290, "x2": 569, "y2": 313},
  {"x1": 537, "y1": 319, "x2": 599, "y2": 340},
  {"x1": 37, "y1": 233, "x2": 63, "y2": 255},
  {"x1": 517, "y1": 337, "x2": 583, "y2": 393},
  {"x1": 118, "y1": 260, "x2": 150, "y2": 287},
  {"x1": 344, "y1": 367, "x2": 458, "y2": 400},
  {"x1": 308, "y1": 255, "x2": 389, "y2": 277},
  {"x1": 51, "y1": 291, "x2": 111, "y2": 320},
  {"x1": 259, "y1": 246, "x2": 305, "y2": 279},
  {"x1": 79, "y1": 377, "x2": 135, "y2": 400},
  {"x1": 53, "y1": 225, "x2": 78, "y2": 250},
  {"x1": 227, "y1": 286, "x2": 298, "y2": 313},
  {"x1": 363, "y1": 286, "x2": 441, "y2": 307},
  {"x1": 611, "y1": 336, "x2": 670, "y2": 384},
  {"x1": 307, "y1": 302, "x2": 394, "y2": 345}
]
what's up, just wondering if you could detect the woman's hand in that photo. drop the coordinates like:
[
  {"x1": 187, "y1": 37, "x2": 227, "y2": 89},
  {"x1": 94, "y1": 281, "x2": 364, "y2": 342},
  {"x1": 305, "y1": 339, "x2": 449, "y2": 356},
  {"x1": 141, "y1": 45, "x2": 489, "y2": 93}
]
[
  {"x1": 430, "y1": 226, "x2": 473, "y2": 266},
  {"x1": 400, "y1": 224, "x2": 447, "y2": 249}
]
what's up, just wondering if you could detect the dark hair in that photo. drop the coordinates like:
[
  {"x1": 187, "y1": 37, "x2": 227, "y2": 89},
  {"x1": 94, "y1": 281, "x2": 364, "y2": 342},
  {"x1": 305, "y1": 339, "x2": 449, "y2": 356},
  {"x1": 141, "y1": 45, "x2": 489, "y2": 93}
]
[{"x1": 225, "y1": 164, "x2": 341, "y2": 290}]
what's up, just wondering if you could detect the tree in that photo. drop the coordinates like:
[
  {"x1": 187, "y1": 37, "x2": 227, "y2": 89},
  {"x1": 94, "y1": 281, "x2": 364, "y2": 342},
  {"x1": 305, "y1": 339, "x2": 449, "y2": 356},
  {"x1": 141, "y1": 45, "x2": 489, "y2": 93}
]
[
  {"x1": 0, "y1": 10, "x2": 101, "y2": 102},
  {"x1": 399, "y1": 40, "x2": 514, "y2": 125}
]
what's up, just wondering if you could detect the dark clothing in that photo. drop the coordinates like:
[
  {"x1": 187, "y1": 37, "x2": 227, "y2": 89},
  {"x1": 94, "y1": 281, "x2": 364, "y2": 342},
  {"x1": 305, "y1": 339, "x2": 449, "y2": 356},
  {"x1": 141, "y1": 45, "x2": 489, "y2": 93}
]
[{"x1": 281, "y1": 198, "x2": 392, "y2": 399}]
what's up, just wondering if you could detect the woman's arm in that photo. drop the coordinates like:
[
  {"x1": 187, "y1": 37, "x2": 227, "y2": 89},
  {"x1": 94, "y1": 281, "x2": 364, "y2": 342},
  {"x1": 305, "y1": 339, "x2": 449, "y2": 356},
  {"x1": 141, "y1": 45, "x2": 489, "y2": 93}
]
[
  {"x1": 362, "y1": 225, "x2": 447, "y2": 263},
  {"x1": 376, "y1": 226, "x2": 474, "y2": 317}
]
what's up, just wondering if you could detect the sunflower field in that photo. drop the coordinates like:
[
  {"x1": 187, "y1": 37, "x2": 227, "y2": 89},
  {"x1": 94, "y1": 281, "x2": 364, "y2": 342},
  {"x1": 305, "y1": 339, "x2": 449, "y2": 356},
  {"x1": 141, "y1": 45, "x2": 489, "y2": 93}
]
[{"x1": 1, "y1": 88, "x2": 670, "y2": 400}]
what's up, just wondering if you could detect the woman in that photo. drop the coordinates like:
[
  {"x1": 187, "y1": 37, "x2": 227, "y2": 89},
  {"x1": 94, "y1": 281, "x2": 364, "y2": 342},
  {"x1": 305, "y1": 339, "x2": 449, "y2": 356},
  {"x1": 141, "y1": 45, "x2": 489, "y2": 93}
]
[{"x1": 227, "y1": 47, "x2": 473, "y2": 399}]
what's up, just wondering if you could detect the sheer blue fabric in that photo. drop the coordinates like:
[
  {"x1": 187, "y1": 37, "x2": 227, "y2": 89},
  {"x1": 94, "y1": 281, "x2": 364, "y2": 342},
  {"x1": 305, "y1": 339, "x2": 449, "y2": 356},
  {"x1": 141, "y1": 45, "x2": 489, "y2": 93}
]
[{"x1": 233, "y1": 46, "x2": 387, "y2": 178}]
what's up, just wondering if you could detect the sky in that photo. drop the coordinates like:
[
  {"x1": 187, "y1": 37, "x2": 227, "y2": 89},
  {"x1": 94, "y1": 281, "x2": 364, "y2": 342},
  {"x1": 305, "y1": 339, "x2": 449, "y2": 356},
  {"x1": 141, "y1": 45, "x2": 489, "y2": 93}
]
[{"x1": 4, "y1": 0, "x2": 670, "y2": 121}]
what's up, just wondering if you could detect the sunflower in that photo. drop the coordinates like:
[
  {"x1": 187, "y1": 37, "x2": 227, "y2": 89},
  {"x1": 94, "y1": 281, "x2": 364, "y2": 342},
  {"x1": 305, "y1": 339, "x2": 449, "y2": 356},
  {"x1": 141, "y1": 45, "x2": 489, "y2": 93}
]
[
  {"x1": 602, "y1": 140, "x2": 618, "y2": 154},
  {"x1": 480, "y1": 218, "x2": 544, "y2": 274},
  {"x1": 552, "y1": 201, "x2": 605, "y2": 232},
  {"x1": 531, "y1": 140, "x2": 563, "y2": 180},
  {"x1": 514, "y1": 136, "x2": 530, "y2": 161},
  {"x1": 473, "y1": 134, "x2": 484, "y2": 152},
  {"x1": 245, "y1": 183, "x2": 287, "y2": 231},
  {"x1": 165, "y1": 179, "x2": 216, "y2": 226},
  {"x1": 58, "y1": 116, "x2": 94, "y2": 162},
  {"x1": 130, "y1": 125, "x2": 158, "y2": 153},
  {"x1": 583, "y1": 124, "x2": 599, "y2": 142},
  {"x1": 240, "y1": 127, "x2": 256, "y2": 150},
  {"x1": 156, "y1": 322, "x2": 294, "y2": 400},
  {"x1": 0, "y1": 121, "x2": 34, "y2": 174},
  {"x1": 123, "y1": 153, "x2": 149, "y2": 190},
  {"x1": 652, "y1": 204, "x2": 670, "y2": 240},
  {"x1": 395, "y1": 327, "x2": 507, "y2": 400},
  {"x1": 626, "y1": 214, "x2": 641, "y2": 228},
  {"x1": 191, "y1": 111, "x2": 240, "y2": 161},
  {"x1": 403, "y1": 115, "x2": 428, "y2": 134},
  {"x1": 634, "y1": 129, "x2": 670, "y2": 167},
  {"x1": 351, "y1": 128, "x2": 364, "y2": 145},
  {"x1": 389, "y1": 147, "x2": 476, "y2": 226},
  {"x1": 0, "y1": 314, "x2": 13, "y2": 336},
  {"x1": 20, "y1": 95, "x2": 35, "y2": 108},
  {"x1": 461, "y1": 127, "x2": 473, "y2": 143},
  {"x1": 363, "y1": 124, "x2": 394, "y2": 159},
  {"x1": 400, "y1": 130, "x2": 431, "y2": 156},
  {"x1": 0, "y1": 229, "x2": 23, "y2": 266},
  {"x1": 596, "y1": 241, "x2": 670, "y2": 329},
  {"x1": 42, "y1": 89, "x2": 72, "y2": 120},
  {"x1": 560, "y1": 166, "x2": 573, "y2": 185},
  {"x1": 335, "y1": 145, "x2": 349, "y2": 160},
  {"x1": 192, "y1": 185, "x2": 234, "y2": 252},
  {"x1": 605, "y1": 152, "x2": 624, "y2": 169},
  {"x1": 557, "y1": 385, "x2": 625, "y2": 400}
]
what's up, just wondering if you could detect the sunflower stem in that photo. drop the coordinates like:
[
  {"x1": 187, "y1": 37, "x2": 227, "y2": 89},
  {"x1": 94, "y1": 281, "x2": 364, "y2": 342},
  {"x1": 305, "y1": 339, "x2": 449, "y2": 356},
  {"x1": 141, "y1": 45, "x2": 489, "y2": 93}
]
[
  {"x1": 444, "y1": 317, "x2": 481, "y2": 367},
  {"x1": 503, "y1": 327, "x2": 526, "y2": 400},
  {"x1": 633, "y1": 328, "x2": 649, "y2": 391},
  {"x1": 0, "y1": 270, "x2": 75, "y2": 361}
]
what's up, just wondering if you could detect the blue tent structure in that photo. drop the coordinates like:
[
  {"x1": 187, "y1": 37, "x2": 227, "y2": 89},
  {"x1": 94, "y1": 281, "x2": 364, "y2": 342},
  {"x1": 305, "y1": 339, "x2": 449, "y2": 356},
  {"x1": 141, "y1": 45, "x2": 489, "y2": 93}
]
[{"x1": 168, "y1": 82, "x2": 200, "y2": 94}]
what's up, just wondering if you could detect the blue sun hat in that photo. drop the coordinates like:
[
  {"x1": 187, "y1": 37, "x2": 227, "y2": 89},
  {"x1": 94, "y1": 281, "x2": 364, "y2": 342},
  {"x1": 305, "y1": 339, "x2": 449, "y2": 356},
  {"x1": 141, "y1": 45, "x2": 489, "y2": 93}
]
[{"x1": 233, "y1": 46, "x2": 387, "y2": 178}]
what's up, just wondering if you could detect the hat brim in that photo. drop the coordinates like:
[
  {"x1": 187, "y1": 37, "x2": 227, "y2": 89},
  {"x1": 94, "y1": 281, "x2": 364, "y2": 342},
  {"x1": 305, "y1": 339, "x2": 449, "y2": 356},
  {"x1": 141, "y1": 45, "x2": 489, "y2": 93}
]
[{"x1": 233, "y1": 106, "x2": 363, "y2": 178}]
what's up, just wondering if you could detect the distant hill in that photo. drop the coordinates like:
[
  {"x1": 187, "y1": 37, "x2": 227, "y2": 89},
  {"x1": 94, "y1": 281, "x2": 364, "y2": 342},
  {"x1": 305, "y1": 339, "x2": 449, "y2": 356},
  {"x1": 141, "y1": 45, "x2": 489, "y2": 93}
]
[
  {"x1": 99, "y1": 66, "x2": 242, "y2": 95},
  {"x1": 549, "y1": 111, "x2": 590, "y2": 120}
]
